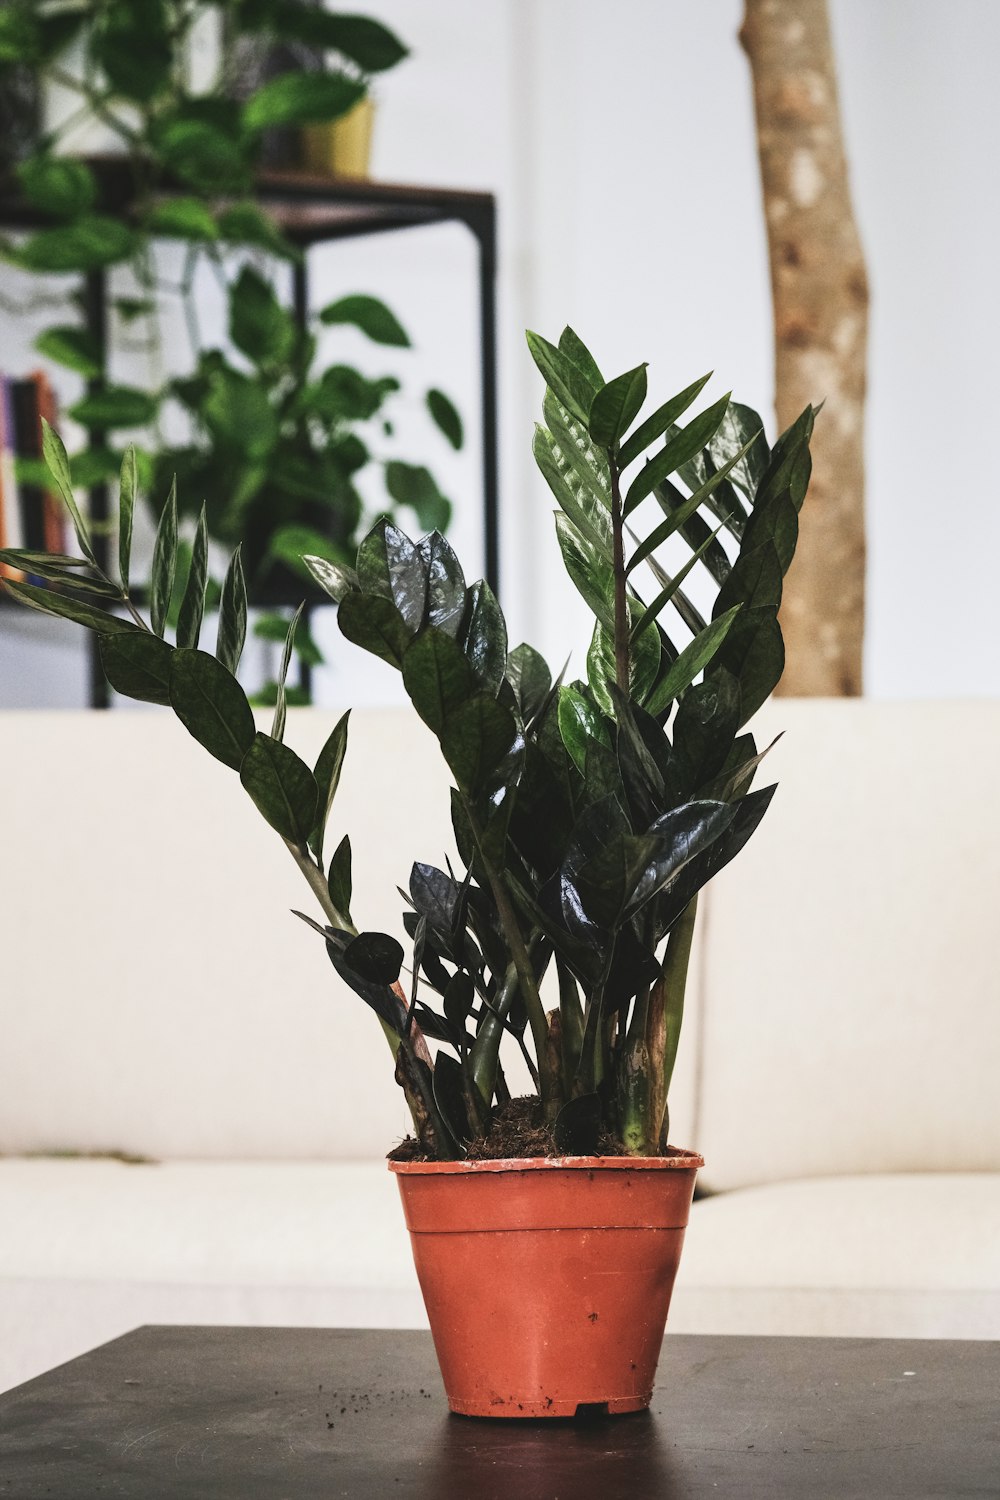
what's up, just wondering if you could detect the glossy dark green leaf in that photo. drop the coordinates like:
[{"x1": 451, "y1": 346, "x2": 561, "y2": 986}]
[
  {"x1": 385, "y1": 461, "x2": 451, "y2": 532},
  {"x1": 623, "y1": 392, "x2": 731, "y2": 514},
  {"x1": 645, "y1": 607, "x2": 739, "y2": 717},
  {"x1": 715, "y1": 542, "x2": 785, "y2": 617},
  {"x1": 624, "y1": 800, "x2": 738, "y2": 919},
  {"x1": 533, "y1": 423, "x2": 611, "y2": 555},
  {"x1": 240, "y1": 732, "x2": 319, "y2": 845},
  {"x1": 441, "y1": 692, "x2": 518, "y2": 798},
  {"x1": 588, "y1": 363, "x2": 647, "y2": 448},
  {"x1": 618, "y1": 373, "x2": 712, "y2": 470},
  {"x1": 243, "y1": 71, "x2": 365, "y2": 131},
  {"x1": 327, "y1": 834, "x2": 353, "y2": 923},
  {"x1": 229, "y1": 265, "x2": 295, "y2": 366},
  {"x1": 118, "y1": 445, "x2": 137, "y2": 593},
  {"x1": 68, "y1": 386, "x2": 157, "y2": 431},
  {"x1": 99, "y1": 632, "x2": 174, "y2": 706},
  {"x1": 459, "y1": 581, "x2": 507, "y2": 694},
  {"x1": 505, "y1": 643, "x2": 552, "y2": 723},
  {"x1": 357, "y1": 519, "x2": 427, "y2": 630},
  {"x1": 338, "y1": 591, "x2": 410, "y2": 669},
  {"x1": 0, "y1": 552, "x2": 118, "y2": 594},
  {"x1": 169, "y1": 647, "x2": 256, "y2": 770},
  {"x1": 264, "y1": 9, "x2": 408, "y2": 71},
  {"x1": 146, "y1": 197, "x2": 218, "y2": 241},
  {"x1": 310, "y1": 711, "x2": 350, "y2": 862},
  {"x1": 553, "y1": 1092, "x2": 602, "y2": 1155},
  {"x1": 558, "y1": 326, "x2": 604, "y2": 395},
  {"x1": 654, "y1": 786, "x2": 776, "y2": 934},
  {"x1": 557, "y1": 685, "x2": 610, "y2": 775},
  {"x1": 304, "y1": 555, "x2": 359, "y2": 604},
  {"x1": 325, "y1": 929, "x2": 408, "y2": 1035},
  {"x1": 586, "y1": 614, "x2": 660, "y2": 715},
  {"x1": 668, "y1": 671, "x2": 742, "y2": 799},
  {"x1": 402, "y1": 627, "x2": 478, "y2": 735},
  {"x1": 626, "y1": 431, "x2": 758, "y2": 570},
  {"x1": 417, "y1": 532, "x2": 466, "y2": 637},
  {"x1": 216, "y1": 547, "x2": 248, "y2": 676},
  {"x1": 149, "y1": 479, "x2": 177, "y2": 638},
  {"x1": 525, "y1": 330, "x2": 592, "y2": 426},
  {"x1": 410, "y1": 862, "x2": 465, "y2": 941},
  {"x1": 18, "y1": 155, "x2": 95, "y2": 216},
  {"x1": 176, "y1": 504, "x2": 209, "y2": 650},
  {"x1": 609, "y1": 684, "x2": 666, "y2": 830},
  {"x1": 270, "y1": 603, "x2": 303, "y2": 743},
  {"x1": 41, "y1": 418, "x2": 96, "y2": 566},
  {"x1": 629, "y1": 521, "x2": 726, "y2": 642},
  {"x1": 1, "y1": 579, "x2": 136, "y2": 634},
  {"x1": 34, "y1": 325, "x2": 102, "y2": 378},
  {"x1": 709, "y1": 606, "x2": 785, "y2": 726},
  {"x1": 708, "y1": 401, "x2": 768, "y2": 499},
  {"x1": 318, "y1": 293, "x2": 409, "y2": 345},
  {"x1": 425, "y1": 387, "x2": 463, "y2": 450},
  {"x1": 646, "y1": 480, "x2": 731, "y2": 588},
  {"x1": 554, "y1": 513, "x2": 615, "y2": 630},
  {"x1": 442, "y1": 971, "x2": 475, "y2": 1036},
  {"x1": 9, "y1": 216, "x2": 137, "y2": 272},
  {"x1": 343, "y1": 931, "x2": 404, "y2": 986}
]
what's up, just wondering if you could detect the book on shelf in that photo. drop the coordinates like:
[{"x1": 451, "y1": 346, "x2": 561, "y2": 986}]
[{"x1": 0, "y1": 370, "x2": 67, "y2": 584}]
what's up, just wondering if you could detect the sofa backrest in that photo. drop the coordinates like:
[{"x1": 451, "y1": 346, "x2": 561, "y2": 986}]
[{"x1": 690, "y1": 698, "x2": 1000, "y2": 1191}]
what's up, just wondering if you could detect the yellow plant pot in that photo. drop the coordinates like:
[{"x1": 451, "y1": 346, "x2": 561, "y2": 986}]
[{"x1": 300, "y1": 97, "x2": 375, "y2": 179}]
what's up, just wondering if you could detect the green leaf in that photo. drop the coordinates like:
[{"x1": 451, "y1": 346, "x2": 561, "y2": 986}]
[
  {"x1": 558, "y1": 686, "x2": 610, "y2": 774},
  {"x1": 629, "y1": 521, "x2": 726, "y2": 642},
  {"x1": 554, "y1": 513, "x2": 615, "y2": 630},
  {"x1": 304, "y1": 555, "x2": 359, "y2": 604},
  {"x1": 217, "y1": 547, "x2": 248, "y2": 676},
  {"x1": 68, "y1": 387, "x2": 157, "y2": 431},
  {"x1": 40, "y1": 419, "x2": 96, "y2": 566},
  {"x1": 271, "y1": 603, "x2": 303, "y2": 743},
  {"x1": 176, "y1": 505, "x2": 209, "y2": 651},
  {"x1": 1, "y1": 579, "x2": 137, "y2": 634},
  {"x1": 418, "y1": 532, "x2": 466, "y2": 636},
  {"x1": 146, "y1": 197, "x2": 218, "y2": 241},
  {"x1": 708, "y1": 401, "x2": 769, "y2": 500},
  {"x1": 0, "y1": 552, "x2": 117, "y2": 594},
  {"x1": 217, "y1": 202, "x2": 298, "y2": 261},
  {"x1": 338, "y1": 591, "x2": 410, "y2": 668},
  {"x1": 244, "y1": 70, "x2": 366, "y2": 131},
  {"x1": 150, "y1": 480, "x2": 178, "y2": 638},
  {"x1": 626, "y1": 431, "x2": 760, "y2": 575},
  {"x1": 710, "y1": 606, "x2": 785, "y2": 725},
  {"x1": 525, "y1": 330, "x2": 592, "y2": 426},
  {"x1": 118, "y1": 446, "x2": 137, "y2": 593},
  {"x1": 645, "y1": 607, "x2": 740, "y2": 717},
  {"x1": 92, "y1": 0, "x2": 172, "y2": 100},
  {"x1": 262, "y1": 8, "x2": 408, "y2": 71},
  {"x1": 441, "y1": 693, "x2": 518, "y2": 797},
  {"x1": 319, "y1": 293, "x2": 410, "y2": 346},
  {"x1": 229, "y1": 265, "x2": 295, "y2": 366},
  {"x1": 459, "y1": 580, "x2": 507, "y2": 694},
  {"x1": 10, "y1": 216, "x2": 137, "y2": 273},
  {"x1": 310, "y1": 711, "x2": 350, "y2": 862},
  {"x1": 169, "y1": 648, "x2": 256, "y2": 770},
  {"x1": 100, "y1": 632, "x2": 174, "y2": 706},
  {"x1": 34, "y1": 325, "x2": 102, "y2": 378},
  {"x1": 385, "y1": 461, "x2": 450, "y2": 532},
  {"x1": 588, "y1": 363, "x2": 647, "y2": 449},
  {"x1": 587, "y1": 614, "x2": 659, "y2": 716},
  {"x1": 623, "y1": 393, "x2": 731, "y2": 514},
  {"x1": 533, "y1": 423, "x2": 611, "y2": 555},
  {"x1": 240, "y1": 732, "x2": 319, "y2": 846},
  {"x1": 505, "y1": 643, "x2": 552, "y2": 723},
  {"x1": 343, "y1": 931, "x2": 404, "y2": 986},
  {"x1": 402, "y1": 628, "x2": 479, "y2": 735},
  {"x1": 426, "y1": 388, "x2": 463, "y2": 449},
  {"x1": 154, "y1": 118, "x2": 248, "y2": 195},
  {"x1": 356, "y1": 519, "x2": 427, "y2": 628},
  {"x1": 618, "y1": 373, "x2": 712, "y2": 470},
  {"x1": 327, "y1": 834, "x2": 353, "y2": 923},
  {"x1": 558, "y1": 326, "x2": 604, "y2": 394}
]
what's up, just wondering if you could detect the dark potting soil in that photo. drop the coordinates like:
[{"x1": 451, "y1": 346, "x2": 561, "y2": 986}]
[{"x1": 387, "y1": 1095, "x2": 630, "y2": 1162}]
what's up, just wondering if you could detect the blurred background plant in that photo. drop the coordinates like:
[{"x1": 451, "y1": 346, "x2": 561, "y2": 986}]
[{"x1": 0, "y1": 0, "x2": 463, "y2": 698}]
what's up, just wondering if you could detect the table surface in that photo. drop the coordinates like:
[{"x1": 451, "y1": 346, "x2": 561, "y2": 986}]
[{"x1": 1, "y1": 1327, "x2": 997, "y2": 1499}]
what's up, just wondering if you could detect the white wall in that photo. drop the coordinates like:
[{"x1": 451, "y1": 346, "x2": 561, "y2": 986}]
[{"x1": 2, "y1": 0, "x2": 998, "y2": 703}]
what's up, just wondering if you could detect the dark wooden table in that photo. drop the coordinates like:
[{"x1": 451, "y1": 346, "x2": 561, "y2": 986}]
[{"x1": 1, "y1": 1327, "x2": 996, "y2": 1498}]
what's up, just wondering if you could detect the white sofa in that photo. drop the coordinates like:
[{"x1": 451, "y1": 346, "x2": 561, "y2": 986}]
[{"x1": 2, "y1": 700, "x2": 999, "y2": 1393}]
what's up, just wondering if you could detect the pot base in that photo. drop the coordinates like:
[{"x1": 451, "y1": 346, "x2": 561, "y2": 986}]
[{"x1": 449, "y1": 1391, "x2": 651, "y2": 1420}]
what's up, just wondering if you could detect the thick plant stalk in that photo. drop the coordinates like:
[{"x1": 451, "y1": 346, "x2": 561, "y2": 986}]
[{"x1": 741, "y1": 0, "x2": 868, "y2": 695}]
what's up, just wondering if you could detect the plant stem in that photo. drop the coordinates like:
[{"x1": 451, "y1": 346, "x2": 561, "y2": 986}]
[
  {"x1": 609, "y1": 452, "x2": 630, "y2": 694},
  {"x1": 283, "y1": 837, "x2": 356, "y2": 936}
]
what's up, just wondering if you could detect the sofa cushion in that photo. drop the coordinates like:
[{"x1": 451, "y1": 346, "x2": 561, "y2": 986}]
[
  {"x1": 670, "y1": 1172, "x2": 1000, "y2": 1340},
  {"x1": 692, "y1": 700, "x2": 1000, "y2": 1191}
]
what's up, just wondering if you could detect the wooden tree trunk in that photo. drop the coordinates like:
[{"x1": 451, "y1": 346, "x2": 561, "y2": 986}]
[{"x1": 740, "y1": 0, "x2": 869, "y2": 695}]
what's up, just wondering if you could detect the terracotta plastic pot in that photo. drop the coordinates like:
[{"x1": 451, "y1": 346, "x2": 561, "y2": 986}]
[{"x1": 389, "y1": 1151, "x2": 703, "y2": 1418}]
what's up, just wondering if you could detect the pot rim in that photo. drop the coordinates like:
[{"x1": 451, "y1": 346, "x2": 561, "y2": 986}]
[{"x1": 388, "y1": 1150, "x2": 704, "y2": 1175}]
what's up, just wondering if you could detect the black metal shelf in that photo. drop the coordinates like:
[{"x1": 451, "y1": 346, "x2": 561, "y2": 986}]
[{"x1": 0, "y1": 159, "x2": 499, "y2": 707}]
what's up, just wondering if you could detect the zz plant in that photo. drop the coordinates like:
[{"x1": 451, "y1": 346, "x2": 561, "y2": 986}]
[{"x1": 0, "y1": 326, "x2": 814, "y2": 1159}]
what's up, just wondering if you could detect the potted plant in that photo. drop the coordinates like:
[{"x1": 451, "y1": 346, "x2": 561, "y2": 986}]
[{"x1": 0, "y1": 325, "x2": 814, "y2": 1419}]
